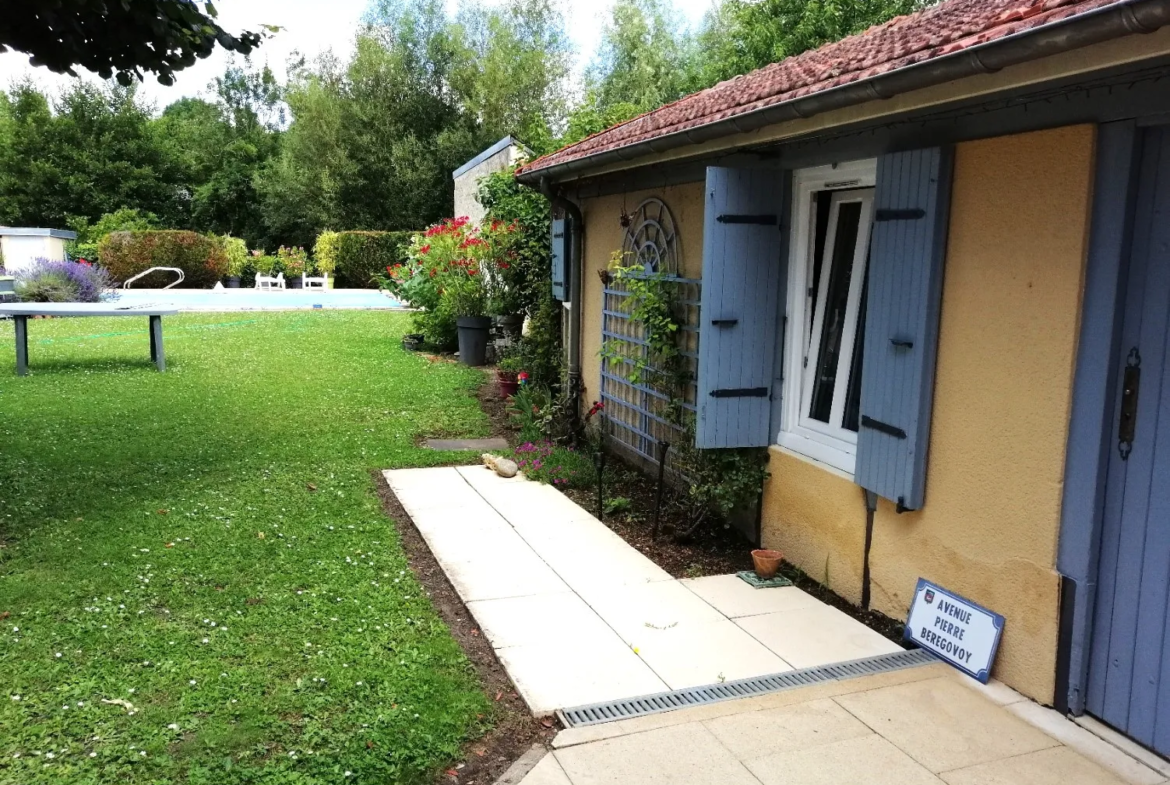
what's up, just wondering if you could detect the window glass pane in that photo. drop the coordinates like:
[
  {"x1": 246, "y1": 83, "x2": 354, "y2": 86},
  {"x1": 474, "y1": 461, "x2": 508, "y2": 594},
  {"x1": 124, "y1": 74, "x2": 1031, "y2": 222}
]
[
  {"x1": 807, "y1": 191, "x2": 834, "y2": 340},
  {"x1": 843, "y1": 269, "x2": 868, "y2": 432},
  {"x1": 808, "y1": 201, "x2": 862, "y2": 424}
]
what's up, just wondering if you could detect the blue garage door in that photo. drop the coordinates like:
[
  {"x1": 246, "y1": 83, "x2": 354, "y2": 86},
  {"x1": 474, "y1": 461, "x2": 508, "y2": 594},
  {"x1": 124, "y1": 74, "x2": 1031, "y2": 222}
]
[{"x1": 1088, "y1": 127, "x2": 1170, "y2": 756}]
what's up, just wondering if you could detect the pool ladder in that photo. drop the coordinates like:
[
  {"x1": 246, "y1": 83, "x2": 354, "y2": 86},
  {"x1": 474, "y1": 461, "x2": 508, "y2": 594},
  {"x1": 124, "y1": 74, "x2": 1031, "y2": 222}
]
[{"x1": 123, "y1": 267, "x2": 185, "y2": 289}]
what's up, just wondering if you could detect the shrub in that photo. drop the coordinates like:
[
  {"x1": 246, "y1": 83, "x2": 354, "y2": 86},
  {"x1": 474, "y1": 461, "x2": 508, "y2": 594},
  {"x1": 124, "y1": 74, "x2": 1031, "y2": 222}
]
[
  {"x1": 98, "y1": 231, "x2": 228, "y2": 288},
  {"x1": 333, "y1": 231, "x2": 414, "y2": 288},
  {"x1": 14, "y1": 258, "x2": 113, "y2": 303},
  {"x1": 67, "y1": 208, "x2": 161, "y2": 265},
  {"x1": 313, "y1": 231, "x2": 340, "y2": 277},
  {"x1": 276, "y1": 246, "x2": 310, "y2": 277},
  {"x1": 221, "y1": 235, "x2": 249, "y2": 277}
]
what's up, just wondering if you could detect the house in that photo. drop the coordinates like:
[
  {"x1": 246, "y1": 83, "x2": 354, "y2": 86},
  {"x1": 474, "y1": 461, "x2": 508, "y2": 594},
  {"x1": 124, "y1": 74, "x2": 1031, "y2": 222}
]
[
  {"x1": 516, "y1": 0, "x2": 1170, "y2": 754},
  {"x1": 453, "y1": 136, "x2": 532, "y2": 224},
  {"x1": 0, "y1": 227, "x2": 77, "y2": 272}
]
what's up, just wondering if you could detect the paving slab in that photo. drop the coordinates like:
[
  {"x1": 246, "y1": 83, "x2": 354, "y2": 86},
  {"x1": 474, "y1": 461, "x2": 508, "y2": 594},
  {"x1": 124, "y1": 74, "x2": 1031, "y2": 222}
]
[
  {"x1": 497, "y1": 637, "x2": 667, "y2": 716},
  {"x1": 574, "y1": 580, "x2": 728, "y2": 641},
  {"x1": 834, "y1": 677, "x2": 1060, "y2": 773},
  {"x1": 425, "y1": 437, "x2": 510, "y2": 451},
  {"x1": 516, "y1": 754, "x2": 573, "y2": 785},
  {"x1": 552, "y1": 722, "x2": 761, "y2": 785},
  {"x1": 440, "y1": 551, "x2": 570, "y2": 603},
  {"x1": 745, "y1": 734, "x2": 944, "y2": 785},
  {"x1": 682, "y1": 574, "x2": 824, "y2": 618},
  {"x1": 736, "y1": 603, "x2": 903, "y2": 668},
  {"x1": 703, "y1": 698, "x2": 871, "y2": 761},
  {"x1": 467, "y1": 593, "x2": 619, "y2": 650},
  {"x1": 622, "y1": 618, "x2": 791, "y2": 689},
  {"x1": 387, "y1": 466, "x2": 924, "y2": 717},
  {"x1": 1006, "y1": 701, "x2": 1166, "y2": 785},
  {"x1": 940, "y1": 746, "x2": 1132, "y2": 785}
]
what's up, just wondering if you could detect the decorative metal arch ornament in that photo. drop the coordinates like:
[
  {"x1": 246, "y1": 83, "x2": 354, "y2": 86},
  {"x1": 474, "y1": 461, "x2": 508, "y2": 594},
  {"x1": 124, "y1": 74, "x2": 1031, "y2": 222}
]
[{"x1": 622, "y1": 198, "x2": 680, "y2": 275}]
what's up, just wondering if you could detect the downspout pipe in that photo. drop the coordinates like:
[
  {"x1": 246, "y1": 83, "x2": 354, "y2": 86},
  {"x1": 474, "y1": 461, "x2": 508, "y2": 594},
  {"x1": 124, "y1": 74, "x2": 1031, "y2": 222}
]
[
  {"x1": 516, "y1": 0, "x2": 1170, "y2": 187},
  {"x1": 539, "y1": 177, "x2": 584, "y2": 422}
]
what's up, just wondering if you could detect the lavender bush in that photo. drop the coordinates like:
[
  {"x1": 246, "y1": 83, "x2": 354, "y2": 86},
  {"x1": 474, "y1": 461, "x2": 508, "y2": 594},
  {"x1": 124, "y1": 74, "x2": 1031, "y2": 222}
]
[{"x1": 14, "y1": 258, "x2": 114, "y2": 303}]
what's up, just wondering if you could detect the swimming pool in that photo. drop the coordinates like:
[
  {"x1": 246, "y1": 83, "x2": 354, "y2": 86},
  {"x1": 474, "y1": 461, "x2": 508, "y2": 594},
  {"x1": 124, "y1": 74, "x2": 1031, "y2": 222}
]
[{"x1": 109, "y1": 288, "x2": 405, "y2": 311}]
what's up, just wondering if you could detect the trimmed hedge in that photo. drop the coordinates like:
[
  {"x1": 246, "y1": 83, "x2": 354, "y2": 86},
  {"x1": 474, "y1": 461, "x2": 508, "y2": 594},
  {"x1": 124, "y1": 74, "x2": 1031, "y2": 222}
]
[
  {"x1": 99, "y1": 231, "x2": 228, "y2": 289},
  {"x1": 333, "y1": 231, "x2": 414, "y2": 289}
]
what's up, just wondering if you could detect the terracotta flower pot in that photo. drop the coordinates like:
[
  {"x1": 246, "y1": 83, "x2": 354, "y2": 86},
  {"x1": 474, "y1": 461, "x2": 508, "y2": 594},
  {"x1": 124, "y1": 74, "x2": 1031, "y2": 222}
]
[
  {"x1": 751, "y1": 549, "x2": 784, "y2": 580},
  {"x1": 497, "y1": 370, "x2": 519, "y2": 398}
]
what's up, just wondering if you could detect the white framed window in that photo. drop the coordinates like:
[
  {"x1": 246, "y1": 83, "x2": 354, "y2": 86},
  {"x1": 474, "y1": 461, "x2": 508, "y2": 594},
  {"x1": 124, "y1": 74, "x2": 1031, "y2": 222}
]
[{"x1": 778, "y1": 160, "x2": 877, "y2": 475}]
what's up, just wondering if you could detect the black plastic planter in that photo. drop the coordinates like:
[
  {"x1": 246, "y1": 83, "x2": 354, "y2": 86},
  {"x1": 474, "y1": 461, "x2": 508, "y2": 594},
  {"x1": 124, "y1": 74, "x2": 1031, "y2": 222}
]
[
  {"x1": 226, "y1": 276, "x2": 241, "y2": 289},
  {"x1": 456, "y1": 316, "x2": 492, "y2": 366}
]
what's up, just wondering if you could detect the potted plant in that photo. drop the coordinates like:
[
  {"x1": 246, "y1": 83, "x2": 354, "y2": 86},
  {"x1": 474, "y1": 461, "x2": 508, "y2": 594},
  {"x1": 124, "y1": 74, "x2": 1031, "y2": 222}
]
[
  {"x1": 313, "y1": 233, "x2": 338, "y2": 290},
  {"x1": 496, "y1": 352, "x2": 525, "y2": 398},
  {"x1": 483, "y1": 219, "x2": 525, "y2": 337},
  {"x1": 446, "y1": 264, "x2": 491, "y2": 366},
  {"x1": 221, "y1": 235, "x2": 248, "y2": 288},
  {"x1": 278, "y1": 246, "x2": 309, "y2": 288}
]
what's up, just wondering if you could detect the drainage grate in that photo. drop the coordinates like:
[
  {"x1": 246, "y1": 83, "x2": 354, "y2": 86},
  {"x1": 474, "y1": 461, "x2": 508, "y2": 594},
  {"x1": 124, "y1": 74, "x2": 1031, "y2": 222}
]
[{"x1": 556, "y1": 648, "x2": 936, "y2": 728}]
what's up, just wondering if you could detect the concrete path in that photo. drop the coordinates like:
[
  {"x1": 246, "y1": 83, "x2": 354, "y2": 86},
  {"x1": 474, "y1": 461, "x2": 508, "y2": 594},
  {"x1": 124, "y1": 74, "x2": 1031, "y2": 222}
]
[
  {"x1": 384, "y1": 466, "x2": 900, "y2": 715},
  {"x1": 523, "y1": 664, "x2": 1169, "y2": 785}
]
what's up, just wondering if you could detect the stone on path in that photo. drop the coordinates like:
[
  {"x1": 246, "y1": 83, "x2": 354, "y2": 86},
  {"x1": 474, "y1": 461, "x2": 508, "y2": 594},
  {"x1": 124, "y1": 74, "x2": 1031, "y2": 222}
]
[{"x1": 425, "y1": 437, "x2": 510, "y2": 452}]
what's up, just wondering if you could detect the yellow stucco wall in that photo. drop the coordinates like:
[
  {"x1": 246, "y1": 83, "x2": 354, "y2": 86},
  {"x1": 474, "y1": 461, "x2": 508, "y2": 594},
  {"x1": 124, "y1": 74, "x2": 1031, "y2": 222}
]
[
  {"x1": 762, "y1": 125, "x2": 1096, "y2": 703},
  {"x1": 578, "y1": 182, "x2": 706, "y2": 409}
]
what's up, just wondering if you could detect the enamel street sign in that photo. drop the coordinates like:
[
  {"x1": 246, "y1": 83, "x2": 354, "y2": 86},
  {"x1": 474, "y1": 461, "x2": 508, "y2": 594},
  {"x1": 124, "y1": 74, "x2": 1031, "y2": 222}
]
[{"x1": 905, "y1": 579, "x2": 1005, "y2": 683}]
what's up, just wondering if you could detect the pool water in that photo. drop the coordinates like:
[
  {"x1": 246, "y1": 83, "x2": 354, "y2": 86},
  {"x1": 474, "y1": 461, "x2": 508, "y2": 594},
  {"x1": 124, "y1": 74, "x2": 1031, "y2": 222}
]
[{"x1": 109, "y1": 287, "x2": 405, "y2": 311}]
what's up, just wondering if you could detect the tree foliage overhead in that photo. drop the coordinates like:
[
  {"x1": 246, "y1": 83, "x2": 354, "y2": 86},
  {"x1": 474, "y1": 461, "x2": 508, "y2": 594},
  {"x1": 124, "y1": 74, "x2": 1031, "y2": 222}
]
[
  {"x1": 0, "y1": 0, "x2": 933, "y2": 253},
  {"x1": 0, "y1": 0, "x2": 266, "y2": 86}
]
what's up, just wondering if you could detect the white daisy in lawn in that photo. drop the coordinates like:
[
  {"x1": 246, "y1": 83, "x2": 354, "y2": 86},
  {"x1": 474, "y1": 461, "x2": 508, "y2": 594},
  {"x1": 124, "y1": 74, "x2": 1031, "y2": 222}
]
[
  {"x1": 12, "y1": 753, "x2": 20, "y2": 758},
  {"x1": 89, "y1": 752, "x2": 97, "y2": 758},
  {"x1": 344, "y1": 772, "x2": 352, "y2": 777},
  {"x1": 77, "y1": 702, "x2": 84, "y2": 707},
  {"x1": 189, "y1": 680, "x2": 197, "y2": 686},
  {"x1": 202, "y1": 638, "x2": 209, "y2": 644},
  {"x1": 11, "y1": 695, "x2": 20, "y2": 701},
  {"x1": 167, "y1": 723, "x2": 179, "y2": 731},
  {"x1": 139, "y1": 751, "x2": 146, "y2": 757},
  {"x1": 55, "y1": 653, "x2": 62, "y2": 658},
  {"x1": 45, "y1": 752, "x2": 55, "y2": 759},
  {"x1": 12, "y1": 627, "x2": 18, "y2": 632}
]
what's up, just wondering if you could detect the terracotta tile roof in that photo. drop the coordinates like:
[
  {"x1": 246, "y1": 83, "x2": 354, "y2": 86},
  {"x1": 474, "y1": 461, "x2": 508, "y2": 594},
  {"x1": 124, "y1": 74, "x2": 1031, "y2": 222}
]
[{"x1": 518, "y1": 0, "x2": 1122, "y2": 178}]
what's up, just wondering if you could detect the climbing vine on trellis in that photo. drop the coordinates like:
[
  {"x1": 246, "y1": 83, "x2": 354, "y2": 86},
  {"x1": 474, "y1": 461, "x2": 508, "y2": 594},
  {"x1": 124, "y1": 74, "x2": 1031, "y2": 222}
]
[{"x1": 599, "y1": 250, "x2": 769, "y2": 540}]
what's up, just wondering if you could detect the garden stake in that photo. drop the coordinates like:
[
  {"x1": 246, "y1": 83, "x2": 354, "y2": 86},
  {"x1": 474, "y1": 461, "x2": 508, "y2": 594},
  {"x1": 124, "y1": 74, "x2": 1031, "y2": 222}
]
[
  {"x1": 595, "y1": 413, "x2": 608, "y2": 522},
  {"x1": 652, "y1": 439, "x2": 671, "y2": 538}
]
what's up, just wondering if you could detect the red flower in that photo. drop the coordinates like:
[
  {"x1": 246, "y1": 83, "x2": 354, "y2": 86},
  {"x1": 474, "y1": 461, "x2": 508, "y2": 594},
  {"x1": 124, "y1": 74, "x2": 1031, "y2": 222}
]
[{"x1": 420, "y1": 244, "x2": 431, "y2": 254}]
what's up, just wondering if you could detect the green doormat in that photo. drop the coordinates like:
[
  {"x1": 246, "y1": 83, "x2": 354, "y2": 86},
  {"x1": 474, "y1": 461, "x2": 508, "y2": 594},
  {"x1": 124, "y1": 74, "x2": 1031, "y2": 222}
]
[{"x1": 737, "y1": 570, "x2": 793, "y2": 589}]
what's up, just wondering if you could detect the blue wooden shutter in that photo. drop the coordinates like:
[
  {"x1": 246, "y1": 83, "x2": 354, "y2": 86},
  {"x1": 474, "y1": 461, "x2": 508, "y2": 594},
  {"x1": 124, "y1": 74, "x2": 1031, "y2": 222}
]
[
  {"x1": 855, "y1": 147, "x2": 954, "y2": 511},
  {"x1": 551, "y1": 218, "x2": 567, "y2": 301},
  {"x1": 696, "y1": 167, "x2": 787, "y2": 449}
]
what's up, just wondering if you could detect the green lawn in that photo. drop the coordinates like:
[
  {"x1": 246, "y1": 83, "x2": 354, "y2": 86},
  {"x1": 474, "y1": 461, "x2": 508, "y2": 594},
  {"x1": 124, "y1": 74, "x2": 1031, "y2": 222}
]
[{"x1": 0, "y1": 311, "x2": 492, "y2": 784}]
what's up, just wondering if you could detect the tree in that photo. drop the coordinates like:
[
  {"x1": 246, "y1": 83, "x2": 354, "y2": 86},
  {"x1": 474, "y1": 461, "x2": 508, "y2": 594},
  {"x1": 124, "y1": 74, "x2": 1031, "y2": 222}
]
[
  {"x1": 0, "y1": 0, "x2": 265, "y2": 86},
  {"x1": 560, "y1": 0, "x2": 694, "y2": 146},
  {"x1": 693, "y1": 0, "x2": 924, "y2": 89},
  {"x1": 453, "y1": 0, "x2": 572, "y2": 153},
  {"x1": 590, "y1": 0, "x2": 695, "y2": 114},
  {"x1": 0, "y1": 81, "x2": 187, "y2": 228}
]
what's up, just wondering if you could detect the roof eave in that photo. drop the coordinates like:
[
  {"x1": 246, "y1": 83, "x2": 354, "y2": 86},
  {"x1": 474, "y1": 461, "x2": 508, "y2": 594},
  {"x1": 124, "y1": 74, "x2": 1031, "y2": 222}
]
[{"x1": 517, "y1": 0, "x2": 1170, "y2": 187}]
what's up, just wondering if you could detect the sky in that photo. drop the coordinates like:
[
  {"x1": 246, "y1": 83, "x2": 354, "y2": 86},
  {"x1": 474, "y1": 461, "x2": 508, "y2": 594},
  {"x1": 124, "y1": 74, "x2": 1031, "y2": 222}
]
[{"x1": 0, "y1": 0, "x2": 716, "y2": 111}]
